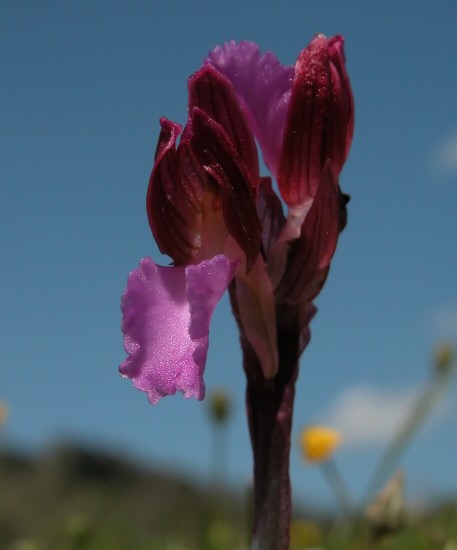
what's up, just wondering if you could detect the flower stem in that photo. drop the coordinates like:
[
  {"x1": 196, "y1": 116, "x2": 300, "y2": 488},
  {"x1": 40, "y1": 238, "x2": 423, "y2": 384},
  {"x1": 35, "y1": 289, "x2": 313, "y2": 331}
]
[
  {"x1": 247, "y1": 368, "x2": 297, "y2": 550},
  {"x1": 230, "y1": 287, "x2": 314, "y2": 550},
  {"x1": 320, "y1": 458, "x2": 353, "y2": 519},
  {"x1": 243, "y1": 324, "x2": 302, "y2": 550}
]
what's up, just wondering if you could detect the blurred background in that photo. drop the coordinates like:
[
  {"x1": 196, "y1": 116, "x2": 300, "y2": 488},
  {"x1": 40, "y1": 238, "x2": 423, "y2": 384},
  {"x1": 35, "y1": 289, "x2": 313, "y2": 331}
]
[{"x1": 1, "y1": 1, "x2": 457, "y2": 548}]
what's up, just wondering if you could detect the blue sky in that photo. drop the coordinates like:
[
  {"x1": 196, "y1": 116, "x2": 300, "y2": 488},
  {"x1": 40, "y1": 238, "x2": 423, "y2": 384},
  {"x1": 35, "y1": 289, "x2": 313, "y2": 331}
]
[{"x1": 1, "y1": 1, "x2": 457, "y2": 511}]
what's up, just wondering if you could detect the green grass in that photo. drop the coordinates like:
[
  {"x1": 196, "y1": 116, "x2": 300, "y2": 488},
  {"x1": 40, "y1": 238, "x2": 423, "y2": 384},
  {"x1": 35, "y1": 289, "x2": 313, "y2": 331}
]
[{"x1": 1, "y1": 445, "x2": 456, "y2": 550}]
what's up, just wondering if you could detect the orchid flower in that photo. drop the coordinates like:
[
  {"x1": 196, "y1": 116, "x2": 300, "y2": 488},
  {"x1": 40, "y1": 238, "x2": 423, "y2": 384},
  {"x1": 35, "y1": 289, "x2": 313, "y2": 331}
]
[{"x1": 120, "y1": 34, "x2": 353, "y2": 550}]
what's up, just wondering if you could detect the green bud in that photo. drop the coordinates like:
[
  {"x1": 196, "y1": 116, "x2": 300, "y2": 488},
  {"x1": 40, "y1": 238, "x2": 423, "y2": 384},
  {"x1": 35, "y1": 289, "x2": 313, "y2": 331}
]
[
  {"x1": 208, "y1": 389, "x2": 231, "y2": 424},
  {"x1": 434, "y1": 343, "x2": 455, "y2": 374}
]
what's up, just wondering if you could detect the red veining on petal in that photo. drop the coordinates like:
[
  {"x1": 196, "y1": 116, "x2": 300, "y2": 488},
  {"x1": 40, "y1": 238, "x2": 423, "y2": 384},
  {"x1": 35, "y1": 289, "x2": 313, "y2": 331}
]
[
  {"x1": 147, "y1": 118, "x2": 206, "y2": 264},
  {"x1": 189, "y1": 65, "x2": 259, "y2": 186},
  {"x1": 189, "y1": 107, "x2": 261, "y2": 271},
  {"x1": 277, "y1": 35, "x2": 354, "y2": 210}
]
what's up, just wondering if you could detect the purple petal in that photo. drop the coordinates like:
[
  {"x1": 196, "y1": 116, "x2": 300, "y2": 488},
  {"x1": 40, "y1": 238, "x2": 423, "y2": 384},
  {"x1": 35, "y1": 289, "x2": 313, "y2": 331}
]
[
  {"x1": 206, "y1": 41, "x2": 294, "y2": 176},
  {"x1": 120, "y1": 255, "x2": 237, "y2": 404}
]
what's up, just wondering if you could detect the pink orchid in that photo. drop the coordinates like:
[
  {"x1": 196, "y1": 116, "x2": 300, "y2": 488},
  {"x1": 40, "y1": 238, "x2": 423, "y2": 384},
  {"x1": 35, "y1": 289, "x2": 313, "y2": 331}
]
[
  {"x1": 119, "y1": 34, "x2": 353, "y2": 549},
  {"x1": 120, "y1": 35, "x2": 353, "y2": 402}
]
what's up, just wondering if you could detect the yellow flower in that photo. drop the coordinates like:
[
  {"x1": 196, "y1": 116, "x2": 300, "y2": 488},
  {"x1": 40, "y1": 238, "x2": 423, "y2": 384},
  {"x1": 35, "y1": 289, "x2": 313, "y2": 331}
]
[{"x1": 300, "y1": 425, "x2": 341, "y2": 462}]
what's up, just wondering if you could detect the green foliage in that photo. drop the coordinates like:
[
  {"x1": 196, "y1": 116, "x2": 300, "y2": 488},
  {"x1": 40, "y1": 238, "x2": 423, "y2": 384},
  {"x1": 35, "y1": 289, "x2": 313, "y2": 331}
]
[
  {"x1": 1, "y1": 445, "x2": 456, "y2": 550},
  {"x1": 0, "y1": 445, "x2": 246, "y2": 550}
]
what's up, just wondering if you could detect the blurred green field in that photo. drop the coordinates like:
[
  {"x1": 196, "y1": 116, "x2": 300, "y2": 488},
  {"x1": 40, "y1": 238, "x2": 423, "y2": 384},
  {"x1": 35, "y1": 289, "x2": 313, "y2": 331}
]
[{"x1": 1, "y1": 445, "x2": 456, "y2": 550}]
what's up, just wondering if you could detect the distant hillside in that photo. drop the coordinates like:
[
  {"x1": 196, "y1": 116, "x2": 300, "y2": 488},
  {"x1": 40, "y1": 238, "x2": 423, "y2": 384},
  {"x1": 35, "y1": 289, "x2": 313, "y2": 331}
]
[
  {"x1": 0, "y1": 443, "x2": 248, "y2": 550},
  {"x1": 1, "y1": 444, "x2": 456, "y2": 550}
]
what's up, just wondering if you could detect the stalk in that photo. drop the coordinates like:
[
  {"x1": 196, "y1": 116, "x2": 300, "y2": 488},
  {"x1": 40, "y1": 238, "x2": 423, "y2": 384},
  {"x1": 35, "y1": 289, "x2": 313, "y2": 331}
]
[
  {"x1": 245, "y1": 343, "x2": 298, "y2": 550},
  {"x1": 232, "y1": 290, "x2": 307, "y2": 550}
]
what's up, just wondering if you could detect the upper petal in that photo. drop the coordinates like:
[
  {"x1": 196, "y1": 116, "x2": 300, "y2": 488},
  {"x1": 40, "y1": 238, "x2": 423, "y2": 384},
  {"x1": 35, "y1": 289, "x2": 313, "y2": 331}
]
[
  {"x1": 277, "y1": 35, "x2": 332, "y2": 209},
  {"x1": 206, "y1": 41, "x2": 294, "y2": 176},
  {"x1": 119, "y1": 255, "x2": 237, "y2": 404},
  {"x1": 277, "y1": 34, "x2": 354, "y2": 210}
]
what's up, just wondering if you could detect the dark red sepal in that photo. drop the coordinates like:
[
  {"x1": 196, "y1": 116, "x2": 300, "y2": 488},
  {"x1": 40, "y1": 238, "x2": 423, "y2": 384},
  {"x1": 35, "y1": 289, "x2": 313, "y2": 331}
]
[
  {"x1": 146, "y1": 117, "x2": 206, "y2": 265},
  {"x1": 276, "y1": 161, "x2": 340, "y2": 303},
  {"x1": 189, "y1": 107, "x2": 261, "y2": 270},
  {"x1": 188, "y1": 65, "x2": 259, "y2": 187},
  {"x1": 277, "y1": 35, "x2": 354, "y2": 210}
]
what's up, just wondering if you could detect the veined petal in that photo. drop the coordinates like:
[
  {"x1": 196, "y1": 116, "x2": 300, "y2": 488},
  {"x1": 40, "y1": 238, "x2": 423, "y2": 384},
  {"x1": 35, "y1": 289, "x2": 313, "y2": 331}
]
[
  {"x1": 276, "y1": 162, "x2": 340, "y2": 304},
  {"x1": 119, "y1": 255, "x2": 237, "y2": 404},
  {"x1": 277, "y1": 35, "x2": 353, "y2": 210},
  {"x1": 188, "y1": 65, "x2": 259, "y2": 185},
  {"x1": 190, "y1": 107, "x2": 261, "y2": 271},
  {"x1": 277, "y1": 35, "x2": 332, "y2": 209},
  {"x1": 146, "y1": 117, "x2": 206, "y2": 265},
  {"x1": 206, "y1": 41, "x2": 294, "y2": 176}
]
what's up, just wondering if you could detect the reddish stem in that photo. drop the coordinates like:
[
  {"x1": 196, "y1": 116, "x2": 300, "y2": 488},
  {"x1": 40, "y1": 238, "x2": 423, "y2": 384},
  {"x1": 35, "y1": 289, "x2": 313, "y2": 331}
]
[
  {"x1": 232, "y1": 287, "x2": 304, "y2": 550},
  {"x1": 245, "y1": 340, "x2": 298, "y2": 550}
]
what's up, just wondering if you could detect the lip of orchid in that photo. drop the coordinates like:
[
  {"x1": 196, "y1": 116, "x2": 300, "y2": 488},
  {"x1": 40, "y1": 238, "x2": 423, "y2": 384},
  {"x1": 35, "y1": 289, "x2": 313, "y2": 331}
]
[{"x1": 120, "y1": 254, "x2": 239, "y2": 403}]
